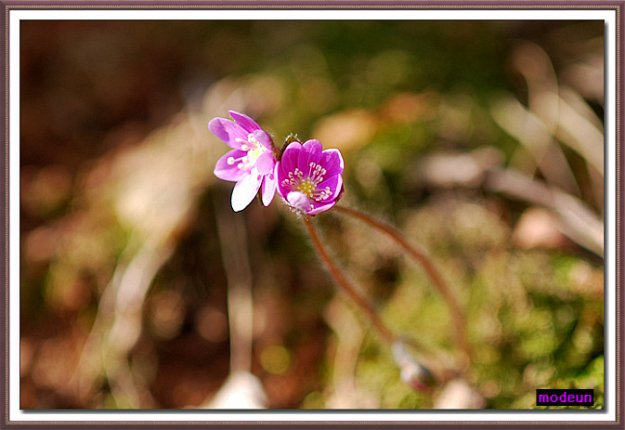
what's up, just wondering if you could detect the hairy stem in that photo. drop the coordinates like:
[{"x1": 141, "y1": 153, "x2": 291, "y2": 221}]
[
  {"x1": 335, "y1": 205, "x2": 471, "y2": 368},
  {"x1": 302, "y1": 216, "x2": 395, "y2": 345}
]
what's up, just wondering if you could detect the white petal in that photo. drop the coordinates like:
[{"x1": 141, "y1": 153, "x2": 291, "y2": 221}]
[
  {"x1": 231, "y1": 172, "x2": 262, "y2": 212},
  {"x1": 261, "y1": 173, "x2": 277, "y2": 206},
  {"x1": 286, "y1": 191, "x2": 311, "y2": 212}
]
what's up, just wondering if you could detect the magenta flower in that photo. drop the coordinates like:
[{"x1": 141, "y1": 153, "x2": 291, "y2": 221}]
[
  {"x1": 277, "y1": 139, "x2": 344, "y2": 215},
  {"x1": 210, "y1": 111, "x2": 277, "y2": 212}
]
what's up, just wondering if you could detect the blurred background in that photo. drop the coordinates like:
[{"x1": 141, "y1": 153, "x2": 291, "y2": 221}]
[{"x1": 20, "y1": 19, "x2": 604, "y2": 409}]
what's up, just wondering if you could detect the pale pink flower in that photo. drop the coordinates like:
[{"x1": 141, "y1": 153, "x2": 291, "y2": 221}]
[{"x1": 210, "y1": 111, "x2": 277, "y2": 212}]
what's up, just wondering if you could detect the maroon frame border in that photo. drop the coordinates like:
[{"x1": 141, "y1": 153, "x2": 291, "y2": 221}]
[{"x1": 1, "y1": 1, "x2": 622, "y2": 429}]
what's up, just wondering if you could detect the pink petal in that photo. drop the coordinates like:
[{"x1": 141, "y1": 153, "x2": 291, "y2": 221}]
[
  {"x1": 261, "y1": 171, "x2": 277, "y2": 206},
  {"x1": 318, "y1": 174, "x2": 343, "y2": 201},
  {"x1": 256, "y1": 152, "x2": 275, "y2": 175},
  {"x1": 275, "y1": 163, "x2": 290, "y2": 201},
  {"x1": 297, "y1": 145, "x2": 314, "y2": 173},
  {"x1": 231, "y1": 171, "x2": 262, "y2": 212},
  {"x1": 320, "y1": 149, "x2": 344, "y2": 177},
  {"x1": 302, "y1": 139, "x2": 322, "y2": 155},
  {"x1": 279, "y1": 142, "x2": 301, "y2": 175},
  {"x1": 276, "y1": 174, "x2": 291, "y2": 202},
  {"x1": 214, "y1": 150, "x2": 246, "y2": 182},
  {"x1": 209, "y1": 118, "x2": 248, "y2": 149},
  {"x1": 307, "y1": 200, "x2": 337, "y2": 216},
  {"x1": 228, "y1": 110, "x2": 262, "y2": 133},
  {"x1": 252, "y1": 130, "x2": 273, "y2": 150}
]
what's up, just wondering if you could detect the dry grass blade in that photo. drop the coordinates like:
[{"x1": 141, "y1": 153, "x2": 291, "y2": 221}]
[{"x1": 486, "y1": 168, "x2": 603, "y2": 256}]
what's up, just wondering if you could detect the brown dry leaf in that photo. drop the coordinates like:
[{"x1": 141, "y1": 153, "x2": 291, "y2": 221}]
[
  {"x1": 381, "y1": 92, "x2": 438, "y2": 124},
  {"x1": 312, "y1": 110, "x2": 377, "y2": 152},
  {"x1": 513, "y1": 207, "x2": 569, "y2": 250}
]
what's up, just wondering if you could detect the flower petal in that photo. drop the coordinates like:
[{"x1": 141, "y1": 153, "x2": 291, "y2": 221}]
[
  {"x1": 228, "y1": 110, "x2": 262, "y2": 133},
  {"x1": 302, "y1": 139, "x2": 322, "y2": 155},
  {"x1": 307, "y1": 200, "x2": 337, "y2": 216},
  {"x1": 252, "y1": 130, "x2": 273, "y2": 150},
  {"x1": 320, "y1": 148, "x2": 344, "y2": 177},
  {"x1": 275, "y1": 161, "x2": 287, "y2": 200},
  {"x1": 231, "y1": 171, "x2": 262, "y2": 212},
  {"x1": 256, "y1": 152, "x2": 275, "y2": 176},
  {"x1": 298, "y1": 140, "x2": 325, "y2": 174},
  {"x1": 303, "y1": 139, "x2": 324, "y2": 168},
  {"x1": 317, "y1": 174, "x2": 343, "y2": 201},
  {"x1": 276, "y1": 171, "x2": 291, "y2": 201},
  {"x1": 209, "y1": 118, "x2": 248, "y2": 149},
  {"x1": 297, "y1": 145, "x2": 314, "y2": 174},
  {"x1": 214, "y1": 150, "x2": 246, "y2": 182},
  {"x1": 279, "y1": 142, "x2": 302, "y2": 175},
  {"x1": 286, "y1": 191, "x2": 311, "y2": 212},
  {"x1": 261, "y1": 171, "x2": 277, "y2": 206}
]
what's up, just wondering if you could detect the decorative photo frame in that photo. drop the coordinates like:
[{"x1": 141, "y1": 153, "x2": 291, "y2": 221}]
[{"x1": 1, "y1": 2, "x2": 622, "y2": 428}]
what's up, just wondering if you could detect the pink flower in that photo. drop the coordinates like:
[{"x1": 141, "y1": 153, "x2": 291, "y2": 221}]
[
  {"x1": 210, "y1": 111, "x2": 278, "y2": 212},
  {"x1": 277, "y1": 139, "x2": 344, "y2": 216}
]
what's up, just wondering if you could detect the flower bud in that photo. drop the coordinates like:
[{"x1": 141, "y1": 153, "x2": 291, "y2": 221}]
[{"x1": 392, "y1": 341, "x2": 437, "y2": 392}]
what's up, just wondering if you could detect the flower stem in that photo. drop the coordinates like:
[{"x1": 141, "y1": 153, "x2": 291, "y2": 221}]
[
  {"x1": 302, "y1": 216, "x2": 395, "y2": 345},
  {"x1": 334, "y1": 205, "x2": 472, "y2": 368}
]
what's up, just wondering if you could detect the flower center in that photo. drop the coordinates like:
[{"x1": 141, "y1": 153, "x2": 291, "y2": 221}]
[
  {"x1": 243, "y1": 133, "x2": 267, "y2": 164},
  {"x1": 296, "y1": 178, "x2": 316, "y2": 198},
  {"x1": 228, "y1": 133, "x2": 268, "y2": 171},
  {"x1": 246, "y1": 145, "x2": 266, "y2": 164}
]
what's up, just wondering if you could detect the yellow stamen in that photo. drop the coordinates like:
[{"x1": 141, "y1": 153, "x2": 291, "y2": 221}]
[{"x1": 296, "y1": 179, "x2": 316, "y2": 198}]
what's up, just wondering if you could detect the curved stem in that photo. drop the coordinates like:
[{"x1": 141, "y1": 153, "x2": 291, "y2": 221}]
[
  {"x1": 302, "y1": 216, "x2": 395, "y2": 345},
  {"x1": 334, "y1": 205, "x2": 472, "y2": 367}
]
